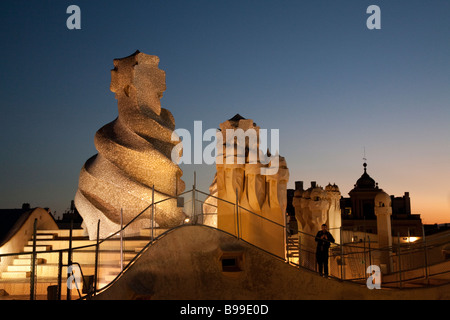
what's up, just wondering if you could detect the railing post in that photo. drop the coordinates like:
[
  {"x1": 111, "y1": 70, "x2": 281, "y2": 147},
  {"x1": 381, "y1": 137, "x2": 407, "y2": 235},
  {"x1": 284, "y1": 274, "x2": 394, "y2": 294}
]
[
  {"x1": 422, "y1": 225, "x2": 429, "y2": 285},
  {"x1": 298, "y1": 232, "x2": 301, "y2": 269},
  {"x1": 66, "y1": 219, "x2": 73, "y2": 300},
  {"x1": 57, "y1": 251, "x2": 63, "y2": 300},
  {"x1": 235, "y1": 188, "x2": 240, "y2": 240},
  {"x1": 363, "y1": 233, "x2": 367, "y2": 277},
  {"x1": 94, "y1": 220, "x2": 100, "y2": 296},
  {"x1": 192, "y1": 171, "x2": 196, "y2": 224},
  {"x1": 120, "y1": 208, "x2": 124, "y2": 272},
  {"x1": 284, "y1": 213, "x2": 288, "y2": 263},
  {"x1": 340, "y1": 227, "x2": 344, "y2": 280},
  {"x1": 200, "y1": 201, "x2": 204, "y2": 225},
  {"x1": 151, "y1": 185, "x2": 155, "y2": 242},
  {"x1": 397, "y1": 232, "x2": 402, "y2": 288},
  {"x1": 30, "y1": 218, "x2": 37, "y2": 301}
]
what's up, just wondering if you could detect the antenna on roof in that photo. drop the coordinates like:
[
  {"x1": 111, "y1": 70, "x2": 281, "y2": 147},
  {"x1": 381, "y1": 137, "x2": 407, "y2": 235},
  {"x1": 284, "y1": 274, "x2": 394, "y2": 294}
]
[{"x1": 363, "y1": 147, "x2": 367, "y2": 172}]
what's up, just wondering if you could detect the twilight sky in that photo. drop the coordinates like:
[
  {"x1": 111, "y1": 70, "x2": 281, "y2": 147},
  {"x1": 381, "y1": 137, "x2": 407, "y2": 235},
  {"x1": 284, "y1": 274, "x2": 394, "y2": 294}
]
[{"x1": 0, "y1": 0, "x2": 449, "y2": 224}]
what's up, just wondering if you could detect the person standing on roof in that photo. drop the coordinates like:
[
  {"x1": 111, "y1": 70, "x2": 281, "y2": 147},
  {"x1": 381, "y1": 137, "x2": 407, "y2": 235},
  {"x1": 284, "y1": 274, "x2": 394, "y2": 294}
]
[{"x1": 315, "y1": 223, "x2": 335, "y2": 277}]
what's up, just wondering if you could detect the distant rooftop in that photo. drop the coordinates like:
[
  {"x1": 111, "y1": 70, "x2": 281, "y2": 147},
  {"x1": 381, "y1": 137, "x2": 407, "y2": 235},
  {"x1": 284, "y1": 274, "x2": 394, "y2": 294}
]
[{"x1": 0, "y1": 206, "x2": 34, "y2": 246}]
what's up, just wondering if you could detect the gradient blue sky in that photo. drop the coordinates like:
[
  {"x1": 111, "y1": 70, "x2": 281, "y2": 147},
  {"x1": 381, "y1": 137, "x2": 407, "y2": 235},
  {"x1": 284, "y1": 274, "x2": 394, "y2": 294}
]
[{"x1": 0, "y1": 0, "x2": 449, "y2": 223}]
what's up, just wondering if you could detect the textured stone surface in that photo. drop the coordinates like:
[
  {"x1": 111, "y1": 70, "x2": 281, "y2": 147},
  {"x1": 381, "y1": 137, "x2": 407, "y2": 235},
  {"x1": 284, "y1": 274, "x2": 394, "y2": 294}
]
[
  {"x1": 292, "y1": 182, "x2": 342, "y2": 269},
  {"x1": 75, "y1": 51, "x2": 185, "y2": 239},
  {"x1": 204, "y1": 115, "x2": 289, "y2": 258},
  {"x1": 94, "y1": 225, "x2": 450, "y2": 300},
  {"x1": 324, "y1": 183, "x2": 342, "y2": 244},
  {"x1": 293, "y1": 183, "x2": 342, "y2": 240}
]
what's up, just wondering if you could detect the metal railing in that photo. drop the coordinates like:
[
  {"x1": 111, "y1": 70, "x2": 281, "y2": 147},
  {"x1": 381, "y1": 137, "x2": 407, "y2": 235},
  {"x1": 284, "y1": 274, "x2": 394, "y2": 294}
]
[
  {"x1": 0, "y1": 186, "x2": 193, "y2": 300},
  {"x1": 289, "y1": 227, "x2": 450, "y2": 288},
  {"x1": 1, "y1": 183, "x2": 450, "y2": 299},
  {"x1": 0, "y1": 181, "x2": 291, "y2": 299}
]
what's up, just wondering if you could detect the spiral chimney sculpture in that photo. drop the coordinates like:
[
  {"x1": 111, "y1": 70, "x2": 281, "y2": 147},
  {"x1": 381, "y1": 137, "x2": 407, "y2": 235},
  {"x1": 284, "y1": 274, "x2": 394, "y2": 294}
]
[{"x1": 75, "y1": 51, "x2": 185, "y2": 239}]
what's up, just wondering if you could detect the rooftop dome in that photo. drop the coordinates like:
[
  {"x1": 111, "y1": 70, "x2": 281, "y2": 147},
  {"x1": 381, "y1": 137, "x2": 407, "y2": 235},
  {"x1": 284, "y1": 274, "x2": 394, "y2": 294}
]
[
  {"x1": 375, "y1": 191, "x2": 391, "y2": 208},
  {"x1": 355, "y1": 163, "x2": 376, "y2": 189}
]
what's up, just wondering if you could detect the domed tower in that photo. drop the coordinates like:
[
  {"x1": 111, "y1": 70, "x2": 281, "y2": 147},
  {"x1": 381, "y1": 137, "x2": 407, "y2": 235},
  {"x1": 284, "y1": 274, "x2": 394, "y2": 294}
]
[
  {"x1": 348, "y1": 162, "x2": 380, "y2": 220},
  {"x1": 356, "y1": 162, "x2": 376, "y2": 189},
  {"x1": 374, "y1": 190, "x2": 393, "y2": 273}
]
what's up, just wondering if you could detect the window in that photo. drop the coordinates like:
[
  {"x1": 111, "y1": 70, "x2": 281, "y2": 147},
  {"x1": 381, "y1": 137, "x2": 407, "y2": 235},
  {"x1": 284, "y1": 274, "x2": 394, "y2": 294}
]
[{"x1": 344, "y1": 207, "x2": 352, "y2": 216}]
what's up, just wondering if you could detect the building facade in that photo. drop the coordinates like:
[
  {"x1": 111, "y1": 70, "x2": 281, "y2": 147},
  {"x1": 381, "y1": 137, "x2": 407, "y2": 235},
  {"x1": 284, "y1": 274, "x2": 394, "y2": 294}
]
[
  {"x1": 287, "y1": 162, "x2": 423, "y2": 239},
  {"x1": 340, "y1": 163, "x2": 422, "y2": 237}
]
